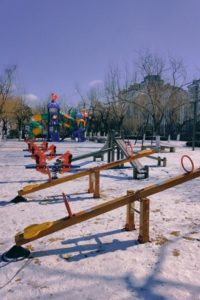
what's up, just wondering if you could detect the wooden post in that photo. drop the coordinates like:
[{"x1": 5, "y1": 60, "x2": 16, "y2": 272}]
[
  {"x1": 88, "y1": 173, "x2": 95, "y2": 193},
  {"x1": 163, "y1": 157, "x2": 167, "y2": 167},
  {"x1": 94, "y1": 170, "x2": 100, "y2": 198},
  {"x1": 138, "y1": 198, "x2": 150, "y2": 243},
  {"x1": 125, "y1": 190, "x2": 136, "y2": 231}
]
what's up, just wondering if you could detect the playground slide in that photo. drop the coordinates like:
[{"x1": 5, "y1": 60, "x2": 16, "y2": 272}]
[
  {"x1": 60, "y1": 112, "x2": 86, "y2": 142},
  {"x1": 29, "y1": 120, "x2": 43, "y2": 139},
  {"x1": 60, "y1": 112, "x2": 74, "y2": 129},
  {"x1": 115, "y1": 138, "x2": 144, "y2": 171},
  {"x1": 59, "y1": 112, "x2": 77, "y2": 139}
]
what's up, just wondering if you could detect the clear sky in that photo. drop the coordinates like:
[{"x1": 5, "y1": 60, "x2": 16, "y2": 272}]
[{"x1": 1, "y1": 0, "x2": 200, "y2": 106}]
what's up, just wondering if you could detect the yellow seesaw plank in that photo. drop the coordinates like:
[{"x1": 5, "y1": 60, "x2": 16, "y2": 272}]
[
  {"x1": 23, "y1": 222, "x2": 54, "y2": 239},
  {"x1": 23, "y1": 184, "x2": 40, "y2": 192}
]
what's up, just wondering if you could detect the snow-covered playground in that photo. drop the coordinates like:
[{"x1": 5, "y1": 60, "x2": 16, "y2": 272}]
[{"x1": 0, "y1": 139, "x2": 200, "y2": 300}]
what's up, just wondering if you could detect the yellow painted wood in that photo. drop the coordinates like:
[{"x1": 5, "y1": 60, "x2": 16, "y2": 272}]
[
  {"x1": 134, "y1": 168, "x2": 200, "y2": 199},
  {"x1": 15, "y1": 193, "x2": 135, "y2": 245},
  {"x1": 24, "y1": 222, "x2": 54, "y2": 239},
  {"x1": 23, "y1": 184, "x2": 40, "y2": 192}
]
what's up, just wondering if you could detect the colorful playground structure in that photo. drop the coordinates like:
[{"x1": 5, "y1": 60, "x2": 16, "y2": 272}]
[{"x1": 26, "y1": 93, "x2": 88, "y2": 142}]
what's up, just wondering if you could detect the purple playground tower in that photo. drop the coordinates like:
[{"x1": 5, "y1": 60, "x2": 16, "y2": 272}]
[{"x1": 47, "y1": 93, "x2": 60, "y2": 142}]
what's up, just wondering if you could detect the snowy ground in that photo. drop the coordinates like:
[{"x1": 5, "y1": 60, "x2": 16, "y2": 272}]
[{"x1": 0, "y1": 139, "x2": 200, "y2": 300}]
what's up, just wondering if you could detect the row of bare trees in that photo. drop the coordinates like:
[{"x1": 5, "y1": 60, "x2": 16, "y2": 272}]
[
  {"x1": 0, "y1": 51, "x2": 195, "y2": 140},
  {"x1": 82, "y1": 52, "x2": 193, "y2": 139}
]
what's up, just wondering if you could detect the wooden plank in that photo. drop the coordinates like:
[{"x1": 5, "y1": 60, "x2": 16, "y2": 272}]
[
  {"x1": 135, "y1": 168, "x2": 200, "y2": 199},
  {"x1": 15, "y1": 193, "x2": 135, "y2": 245},
  {"x1": 92, "y1": 149, "x2": 154, "y2": 172},
  {"x1": 18, "y1": 168, "x2": 92, "y2": 196}
]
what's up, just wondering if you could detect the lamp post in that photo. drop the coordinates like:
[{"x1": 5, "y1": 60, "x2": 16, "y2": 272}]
[
  {"x1": 192, "y1": 98, "x2": 197, "y2": 151},
  {"x1": 190, "y1": 81, "x2": 199, "y2": 151},
  {"x1": 189, "y1": 80, "x2": 200, "y2": 151}
]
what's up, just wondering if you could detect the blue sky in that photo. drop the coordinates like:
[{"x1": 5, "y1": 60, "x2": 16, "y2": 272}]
[{"x1": 1, "y1": 0, "x2": 200, "y2": 106}]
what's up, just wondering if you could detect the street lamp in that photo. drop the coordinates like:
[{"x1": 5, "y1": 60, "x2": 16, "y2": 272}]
[
  {"x1": 192, "y1": 97, "x2": 197, "y2": 151},
  {"x1": 188, "y1": 80, "x2": 200, "y2": 151}
]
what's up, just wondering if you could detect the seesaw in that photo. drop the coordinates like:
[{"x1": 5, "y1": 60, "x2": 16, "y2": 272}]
[
  {"x1": 12, "y1": 149, "x2": 155, "y2": 203},
  {"x1": 3, "y1": 158, "x2": 200, "y2": 261},
  {"x1": 25, "y1": 149, "x2": 76, "y2": 180}
]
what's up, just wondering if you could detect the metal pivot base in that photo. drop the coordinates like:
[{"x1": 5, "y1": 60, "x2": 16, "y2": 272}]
[
  {"x1": 133, "y1": 166, "x2": 149, "y2": 180},
  {"x1": 10, "y1": 196, "x2": 27, "y2": 203},
  {"x1": 1, "y1": 245, "x2": 30, "y2": 262}
]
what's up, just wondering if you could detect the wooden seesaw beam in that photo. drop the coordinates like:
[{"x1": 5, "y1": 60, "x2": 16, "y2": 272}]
[
  {"x1": 18, "y1": 149, "x2": 155, "y2": 197},
  {"x1": 15, "y1": 167, "x2": 200, "y2": 246}
]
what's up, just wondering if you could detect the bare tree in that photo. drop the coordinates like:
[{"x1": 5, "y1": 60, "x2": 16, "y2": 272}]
[
  {"x1": 0, "y1": 65, "x2": 17, "y2": 133},
  {"x1": 136, "y1": 50, "x2": 165, "y2": 79},
  {"x1": 0, "y1": 66, "x2": 16, "y2": 111},
  {"x1": 86, "y1": 85, "x2": 106, "y2": 135},
  {"x1": 75, "y1": 84, "x2": 88, "y2": 111},
  {"x1": 104, "y1": 64, "x2": 130, "y2": 134},
  {"x1": 168, "y1": 56, "x2": 187, "y2": 86},
  {"x1": 78, "y1": 52, "x2": 191, "y2": 139},
  {"x1": 131, "y1": 51, "x2": 190, "y2": 137},
  {"x1": 1, "y1": 96, "x2": 32, "y2": 138},
  {"x1": 13, "y1": 97, "x2": 32, "y2": 138}
]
